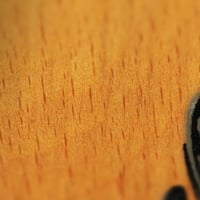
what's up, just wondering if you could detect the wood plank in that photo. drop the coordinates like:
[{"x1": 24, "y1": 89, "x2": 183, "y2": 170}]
[{"x1": 0, "y1": 0, "x2": 199, "y2": 199}]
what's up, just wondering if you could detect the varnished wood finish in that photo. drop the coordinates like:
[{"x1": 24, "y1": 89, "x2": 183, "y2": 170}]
[{"x1": 0, "y1": 0, "x2": 199, "y2": 199}]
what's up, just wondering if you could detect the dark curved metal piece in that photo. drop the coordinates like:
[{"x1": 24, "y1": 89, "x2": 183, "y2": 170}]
[
  {"x1": 165, "y1": 94, "x2": 200, "y2": 200},
  {"x1": 184, "y1": 94, "x2": 200, "y2": 199}
]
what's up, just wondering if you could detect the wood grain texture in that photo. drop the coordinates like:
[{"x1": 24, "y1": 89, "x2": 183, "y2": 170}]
[{"x1": 0, "y1": 0, "x2": 200, "y2": 199}]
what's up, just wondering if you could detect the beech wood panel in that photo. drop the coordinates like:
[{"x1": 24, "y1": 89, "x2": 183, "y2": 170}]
[{"x1": 0, "y1": 0, "x2": 200, "y2": 199}]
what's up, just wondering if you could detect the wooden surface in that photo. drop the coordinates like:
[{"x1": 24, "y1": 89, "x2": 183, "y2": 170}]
[{"x1": 0, "y1": 0, "x2": 200, "y2": 199}]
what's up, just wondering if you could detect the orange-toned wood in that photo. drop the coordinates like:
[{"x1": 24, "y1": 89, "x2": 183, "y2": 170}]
[{"x1": 0, "y1": 0, "x2": 199, "y2": 199}]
